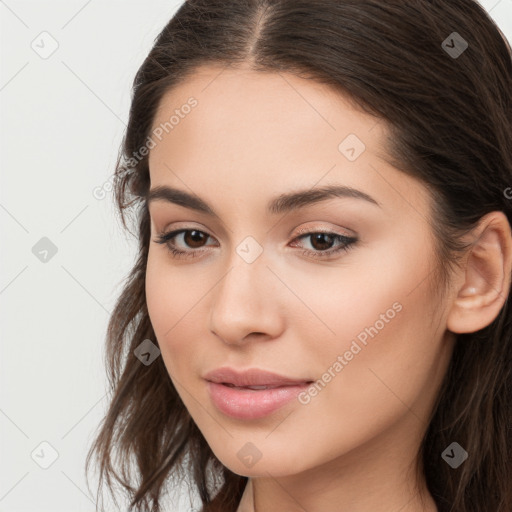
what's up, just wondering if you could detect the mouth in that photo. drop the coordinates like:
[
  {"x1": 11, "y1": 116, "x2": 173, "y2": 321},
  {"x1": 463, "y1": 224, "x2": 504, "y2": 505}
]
[
  {"x1": 205, "y1": 378, "x2": 315, "y2": 420},
  {"x1": 217, "y1": 382, "x2": 313, "y2": 391},
  {"x1": 203, "y1": 367, "x2": 315, "y2": 419},
  {"x1": 203, "y1": 366, "x2": 314, "y2": 388}
]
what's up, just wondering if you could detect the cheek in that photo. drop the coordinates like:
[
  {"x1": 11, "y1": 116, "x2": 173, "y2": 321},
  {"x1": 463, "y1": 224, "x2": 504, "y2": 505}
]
[
  {"x1": 283, "y1": 235, "x2": 431, "y2": 356},
  {"x1": 146, "y1": 256, "x2": 172, "y2": 335},
  {"x1": 145, "y1": 256, "x2": 199, "y2": 371},
  {"x1": 293, "y1": 245, "x2": 440, "y2": 437},
  {"x1": 145, "y1": 249, "x2": 206, "y2": 333}
]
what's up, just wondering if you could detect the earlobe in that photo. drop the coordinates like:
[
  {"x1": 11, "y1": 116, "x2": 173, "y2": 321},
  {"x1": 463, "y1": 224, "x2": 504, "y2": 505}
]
[{"x1": 446, "y1": 211, "x2": 512, "y2": 334}]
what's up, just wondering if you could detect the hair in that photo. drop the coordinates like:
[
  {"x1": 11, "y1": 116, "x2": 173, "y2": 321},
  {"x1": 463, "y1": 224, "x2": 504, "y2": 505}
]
[{"x1": 85, "y1": 1, "x2": 512, "y2": 511}]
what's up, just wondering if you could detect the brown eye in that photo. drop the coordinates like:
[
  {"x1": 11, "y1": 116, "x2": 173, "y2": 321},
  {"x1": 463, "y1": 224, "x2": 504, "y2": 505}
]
[
  {"x1": 290, "y1": 230, "x2": 358, "y2": 259},
  {"x1": 183, "y1": 230, "x2": 208, "y2": 248},
  {"x1": 153, "y1": 228, "x2": 216, "y2": 259},
  {"x1": 308, "y1": 233, "x2": 336, "y2": 251}
]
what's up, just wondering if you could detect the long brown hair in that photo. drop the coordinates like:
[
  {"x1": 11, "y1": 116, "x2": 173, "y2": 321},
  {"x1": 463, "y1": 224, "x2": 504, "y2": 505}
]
[{"x1": 85, "y1": 1, "x2": 512, "y2": 511}]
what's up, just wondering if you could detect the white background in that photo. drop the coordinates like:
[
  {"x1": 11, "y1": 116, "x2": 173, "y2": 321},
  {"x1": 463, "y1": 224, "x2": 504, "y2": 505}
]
[{"x1": 1, "y1": 1, "x2": 511, "y2": 511}]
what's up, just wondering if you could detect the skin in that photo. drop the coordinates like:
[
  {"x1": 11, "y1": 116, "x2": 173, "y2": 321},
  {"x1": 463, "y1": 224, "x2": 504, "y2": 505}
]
[{"x1": 145, "y1": 63, "x2": 512, "y2": 512}]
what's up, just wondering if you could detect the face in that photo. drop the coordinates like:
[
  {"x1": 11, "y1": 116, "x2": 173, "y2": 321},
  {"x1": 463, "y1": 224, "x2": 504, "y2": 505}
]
[{"x1": 145, "y1": 64, "x2": 457, "y2": 480}]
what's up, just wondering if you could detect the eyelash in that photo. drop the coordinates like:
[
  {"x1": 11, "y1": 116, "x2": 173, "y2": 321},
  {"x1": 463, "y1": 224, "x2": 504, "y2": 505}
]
[{"x1": 153, "y1": 227, "x2": 357, "y2": 260}]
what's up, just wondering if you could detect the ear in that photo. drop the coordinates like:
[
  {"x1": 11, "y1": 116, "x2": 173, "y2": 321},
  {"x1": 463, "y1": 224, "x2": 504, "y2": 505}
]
[{"x1": 446, "y1": 211, "x2": 512, "y2": 334}]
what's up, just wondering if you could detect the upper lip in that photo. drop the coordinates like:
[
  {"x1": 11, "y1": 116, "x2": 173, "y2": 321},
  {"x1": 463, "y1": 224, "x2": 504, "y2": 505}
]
[{"x1": 204, "y1": 367, "x2": 313, "y2": 387}]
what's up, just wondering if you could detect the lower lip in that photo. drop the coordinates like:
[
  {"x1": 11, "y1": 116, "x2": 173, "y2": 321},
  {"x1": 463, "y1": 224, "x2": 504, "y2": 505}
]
[{"x1": 206, "y1": 381, "x2": 311, "y2": 420}]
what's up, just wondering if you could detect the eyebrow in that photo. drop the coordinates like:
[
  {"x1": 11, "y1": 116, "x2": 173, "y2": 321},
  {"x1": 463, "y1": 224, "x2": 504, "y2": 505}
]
[{"x1": 146, "y1": 184, "x2": 381, "y2": 217}]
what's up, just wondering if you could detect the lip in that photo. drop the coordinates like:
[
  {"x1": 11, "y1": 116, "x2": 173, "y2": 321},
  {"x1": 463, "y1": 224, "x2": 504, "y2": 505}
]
[
  {"x1": 204, "y1": 367, "x2": 313, "y2": 419},
  {"x1": 203, "y1": 367, "x2": 313, "y2": 387}
]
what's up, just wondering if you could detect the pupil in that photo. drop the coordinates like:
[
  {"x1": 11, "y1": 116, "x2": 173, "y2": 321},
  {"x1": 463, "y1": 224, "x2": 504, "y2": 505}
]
[
  {"x1": 311, "y1": 233, "x2": 333, "y2": 251},
  {"x1": 185, "y1": 230, "x2": 205, "y2": 248}
]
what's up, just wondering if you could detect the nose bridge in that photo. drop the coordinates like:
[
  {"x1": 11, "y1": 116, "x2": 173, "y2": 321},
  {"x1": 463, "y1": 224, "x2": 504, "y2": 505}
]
[
  {"x1": 215, "y1": 238, "x2": 269, "y2": 313},
  {"x1": 209, "y1": 236, "x2": 282, "y2": 343}
]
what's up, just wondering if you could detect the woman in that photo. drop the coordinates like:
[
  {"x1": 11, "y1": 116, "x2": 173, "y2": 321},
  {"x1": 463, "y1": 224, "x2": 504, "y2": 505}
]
[{"x1": 86, "y1": 1, "x2": 512, "y2": 511}]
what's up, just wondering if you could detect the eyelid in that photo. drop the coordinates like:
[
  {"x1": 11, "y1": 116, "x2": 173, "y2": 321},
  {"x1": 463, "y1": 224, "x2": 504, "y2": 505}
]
[
  {"x1": 155, "y1": 221, "x2": 358, "y2": 238},
  {"x1": 157, "y1": 221, "x2": 214, "y2": 237},
  {"x1": 293, "y1": 224, "x2": 355, "y2": 238},
  {"x1": 158, "y1": 222, "x2": 355, "y2": 242},
  {"x1": 154, "y1": 224, "x2": 359, "y2": 262}
]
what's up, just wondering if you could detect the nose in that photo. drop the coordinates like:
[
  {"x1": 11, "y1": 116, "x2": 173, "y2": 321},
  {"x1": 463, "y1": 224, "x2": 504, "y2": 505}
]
[{"x1": 209, "y1": 250, "x2": 285, "y2": 346}]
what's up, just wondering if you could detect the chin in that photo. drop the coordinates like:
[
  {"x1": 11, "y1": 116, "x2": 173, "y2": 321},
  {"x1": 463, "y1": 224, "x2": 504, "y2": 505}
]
[{"x1": 212, "y1": 448, "x2": 308, "y2": 478}]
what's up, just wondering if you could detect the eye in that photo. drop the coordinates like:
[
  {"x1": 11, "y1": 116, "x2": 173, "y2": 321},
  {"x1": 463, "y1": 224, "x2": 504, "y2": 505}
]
[
  {"x1": 290, "y1": 230, "x2": 357, "y2": 259},
  {"x1": 154, "y1": 229, "x2": 217, "y2": 259},
  {"x1": 153, "y1": 228, "x2": 357, "y2": 260}
]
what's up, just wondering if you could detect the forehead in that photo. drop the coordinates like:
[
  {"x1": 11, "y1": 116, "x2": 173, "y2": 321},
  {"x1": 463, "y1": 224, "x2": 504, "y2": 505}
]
[
  {"x1": 147, "y1": 64, "x2": 431, "y2": 223},
  {"x1": 149, "y1": 64, "x2": 380, "y2": 151},
  {"x1": 149, "y1": 65, "x2": 380, "y2": 173}
]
